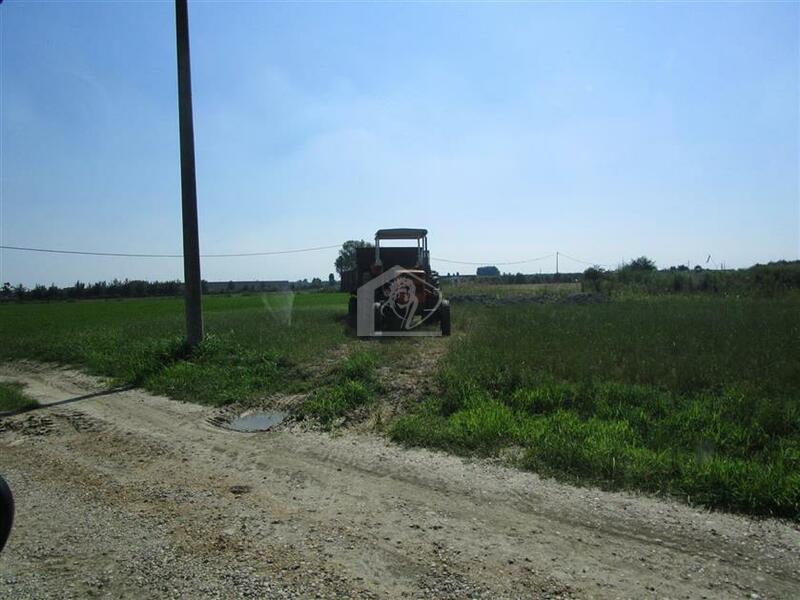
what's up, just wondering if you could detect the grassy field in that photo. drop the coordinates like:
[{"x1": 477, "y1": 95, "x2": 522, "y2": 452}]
[
  {"x1": 392, "y1": 295, "x2": 800, "y2": 518},
  {"x1": 2, "y1": 289, "x2": 799, "y2": 517},
  {"x1": 0, "y1": 382, "x2": 39, "y2": 413},
  {"x1": 443, "y1": 281, "x2": 580, "y2": 299},
  {"x1": 0, "y1": 293, "x2": 351, "y2": 405}
]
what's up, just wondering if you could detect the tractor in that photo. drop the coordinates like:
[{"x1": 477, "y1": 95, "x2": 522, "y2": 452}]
[{"x1": 341, "y1": 228, "x2": 450, "y2": 336}]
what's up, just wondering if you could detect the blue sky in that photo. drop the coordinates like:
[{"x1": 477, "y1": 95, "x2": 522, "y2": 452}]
[{"x1": 1, "y1": 1, "x2": 798, "y2": 286}]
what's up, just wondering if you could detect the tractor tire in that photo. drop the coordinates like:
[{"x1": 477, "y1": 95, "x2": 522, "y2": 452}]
[
  {"x1": 347, "y1": 296, "x2": 357, "y2": 327},
  {"x1": 0, "y1": 475, "x2": 13, "y2": 553},
  {"x1": 440, "y1": 300, "x2": 451, "y2": 336}
]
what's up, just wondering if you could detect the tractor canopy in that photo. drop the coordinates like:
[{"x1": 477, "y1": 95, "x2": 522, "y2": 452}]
[
  {"x1": 375, "y1": 228, "x2": 428, "y2": 240},
  {"x1": 373, "y1": 228, "x2": 429, "y2": 272}
]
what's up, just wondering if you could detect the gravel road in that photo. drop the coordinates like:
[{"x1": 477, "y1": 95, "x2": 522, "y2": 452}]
[{"x1": 0, "y1": 362, "x2": 798, "y2": 599}]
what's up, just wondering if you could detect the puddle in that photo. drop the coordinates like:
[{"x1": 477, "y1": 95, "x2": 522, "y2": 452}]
[{"x1": 226, "y1": 411, "x2": 287, "y2": 433}]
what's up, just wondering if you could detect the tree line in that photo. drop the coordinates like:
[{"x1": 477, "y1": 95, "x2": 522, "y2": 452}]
[
  {"x1": 1, "y1": 279, "x2": 186, "y2": 302},
  {"x1": 582, "y1": 258, "x2": 800, "y2": 296},
  {"x1": 1, "y1": 275, "x2": 341, "y2": 302}
]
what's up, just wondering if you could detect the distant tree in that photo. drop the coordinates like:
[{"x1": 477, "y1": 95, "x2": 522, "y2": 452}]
[
  {"x1": 476, "y1": 266, "x2": 500, "y2": 277},
  {"x1": 108, "y1": 279, "x2": 122, "y2": 297},
  {"x1": 227, "y1": 280, "x2": 235, "y2": 292},
  {"x1": 89, "y1": 281, "x2": 107, "y2": 297},
  {"x1": 622, "y1": 256, "x2": 657, "y2": 272},
  {"x1": 129, "y1": 280, "x2": 147, "y2": 297},
  {"x1": 335, "y1": 240, "x2": 373, "y2": 274},
  {"x1": 583, "y1": 266, "x2": 605, "y2": 280},
  {"x1": 582, "y1": 266, "x2": 606, "y2": 292},
  {"x1": 14, "y1": 284, "x2": 26, "y2": 301},
  {"x1": 1, "y1": 282, "x2": 12, "y2": 300},
  {"x1": 328, "y1": 273, "x2": 335, "y2": 285},
  {"x1": 76, "y1": 281, "x2": 86, "y2": 297},
  {"x1": 513, "y1": 272, "x2": 526, "y2": 284},
  {"x1": 29, "y1": 284, "x2": 47, "y2": 300}
]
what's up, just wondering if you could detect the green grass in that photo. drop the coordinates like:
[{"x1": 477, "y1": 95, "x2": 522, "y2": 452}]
[
  {"x1": 442, "y1": 281, "x2": 581, "y2": 298},
  {"x1": 0, "y1": 382, "x2": 39, "y2": 413},
  {"x1": 299, "y1": 351, "x2": 380, "y2": 427},
  {"x1": 0, "y1": 293, "x2": 351, "y2": 406},
  {"x1": 392, "y1": 296, "x2": 800, "y2": 518}
]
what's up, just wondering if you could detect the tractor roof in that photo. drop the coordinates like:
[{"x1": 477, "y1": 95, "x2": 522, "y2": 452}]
[{"x1": 375, "y1": 228, "x2": 428, "y2": 240}]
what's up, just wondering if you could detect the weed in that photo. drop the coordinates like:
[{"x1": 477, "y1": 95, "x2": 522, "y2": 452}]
[
  {"x1": 299, "y1": 351, "x2": 379, "y2": 427},
  {"x1": 0, "y1": 382, "x2": 38, "y2": 413}
]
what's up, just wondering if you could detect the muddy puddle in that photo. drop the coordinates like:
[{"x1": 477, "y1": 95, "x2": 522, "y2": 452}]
[{"x1": 225, "y1": 411, "x2": 287, "y2": 432}]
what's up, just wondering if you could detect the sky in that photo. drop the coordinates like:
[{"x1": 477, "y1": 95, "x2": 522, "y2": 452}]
[{"x1": 1, "y1": 0, "x2": 798, "y2": 287}]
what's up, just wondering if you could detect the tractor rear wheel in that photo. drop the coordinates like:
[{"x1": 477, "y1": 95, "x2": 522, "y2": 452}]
[
  {"x1": 348, "y1": 296, "x2": 357, "y2": 327},
  {"x1": 440, "y1": 300, "x2": 451, "y2": 336},
  {"x1": 0, "y1": 475, "x2": 13, "y2": 553}
]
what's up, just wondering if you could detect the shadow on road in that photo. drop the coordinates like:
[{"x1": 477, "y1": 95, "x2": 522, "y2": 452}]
[{"x1": 0, "y1": 386, "x2": 134, "y2": 418}]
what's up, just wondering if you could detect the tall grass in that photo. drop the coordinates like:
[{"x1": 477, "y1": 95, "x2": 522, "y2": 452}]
[
  {"x1": 299, "y1": 351, "x2": 380, "y2": 427},
  {"x1": 392, "y1": 297, "x2": 800, "y2": 517},
  {"x1": 0, "y1": 293, "x2": 350, "y2": 405}
]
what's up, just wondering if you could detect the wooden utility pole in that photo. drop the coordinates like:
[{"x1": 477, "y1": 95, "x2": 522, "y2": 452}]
[{"x1": 175, "y1": 0, "x2": 203, "y2": 346}]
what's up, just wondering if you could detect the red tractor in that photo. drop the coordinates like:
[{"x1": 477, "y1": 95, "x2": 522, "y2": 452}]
[{"x1": 341, "y1": 229, "x2": 451, "y2": 336}]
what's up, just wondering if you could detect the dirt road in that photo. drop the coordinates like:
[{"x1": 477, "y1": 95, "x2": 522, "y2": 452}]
[{"x1": 0, "y1": 363, "x2": 797, "y2": 599}]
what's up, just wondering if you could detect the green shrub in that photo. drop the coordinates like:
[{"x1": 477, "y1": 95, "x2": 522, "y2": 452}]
[
  {"x1": 300, "y1": 379, "x2": 373, "y2": 426},
  {"x1": 337, "y1": 351, "x2": 378, "y2": 383}
]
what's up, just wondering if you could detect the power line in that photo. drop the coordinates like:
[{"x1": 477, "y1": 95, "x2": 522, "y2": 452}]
[
  {"x1": 0, "y1": 244, "x2": 341, "y2": 258},
  {"x1": 203, "y1": 244, "x2": 341, "y2": 257},
  {"x1": 557, "y1": 252, "x2": 612, "y2": 268},
  {"x1": 0, "y1": 245, "x2": 183, "y2": 258},
  {"x1": 1, "y1": 244, "x2": 615, "y2": 269},
  {"x1": 431, "y1": 253, "x2": 555, "y2": 266}
]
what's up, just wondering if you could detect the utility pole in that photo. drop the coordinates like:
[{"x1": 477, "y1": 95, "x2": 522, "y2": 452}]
[
  {"x1": 555, "y1": 251, "x2": 559, "y2": 276},
  {"x1": 175, "y1": 0, "x2": 203, "y2": 347}
]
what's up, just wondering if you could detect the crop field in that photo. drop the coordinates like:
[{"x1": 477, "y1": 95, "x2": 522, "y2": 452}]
[
  {"x1": 1, "y1": 289, "x2": 798, "y2": 517},
  {"x1": 392, "y1": 294, "x2": 800, "y2": 517},
  {"x1": 443, "y1": 281, "x2": 581, "y2": 297}
]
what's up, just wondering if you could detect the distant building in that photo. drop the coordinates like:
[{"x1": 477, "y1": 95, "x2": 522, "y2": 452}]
[
  {"x1": 205, "y1": 280, "x2": 291, "y2": 293},
  {"x1": 476, "y1": 266, "x2": 500, "y2": 277}
]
